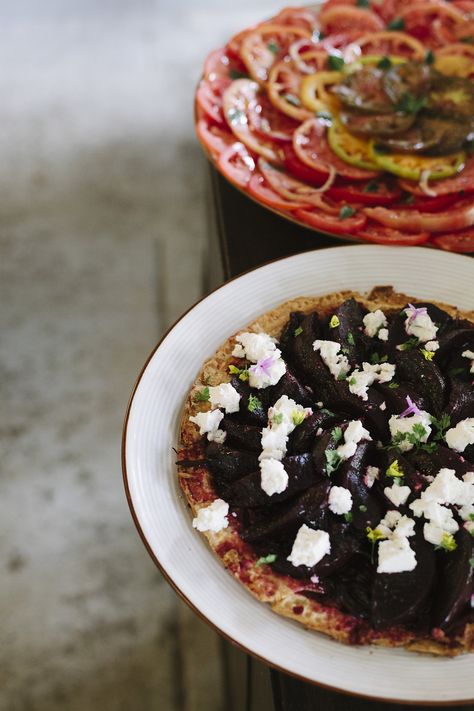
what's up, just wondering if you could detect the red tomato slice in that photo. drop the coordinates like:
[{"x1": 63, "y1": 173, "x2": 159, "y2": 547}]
[
  {"x1": 319, "y1": 6, "x2": 384, "y2": 34},
  {"x1": 327, "y1": 180, "x2": 402, "y2": 205},
  {"x1": 247, "y1": 92, "x2": 299, "y2": 143},
  {"x1": 293, "y1": 118, "x2": 379, "y2": 181},
  {"x1": 196, "y1": 118, "x2": 235, "y2": 159},
  {"x1": 433, "y1": 227, "x2": 474, "y2": 252},
  {"x1": 247, "y1": 173, "x2": 311, "y2": 210},
  {"x1": 358, "y1": 223, "x2": 430, "y2": 245},
  {"x1": 295, "y1": 207, "x2": 367, "y2": 234},
  {"x1": 452, "y1": 0, "x2": 474, "y2": 15},
  {"x1": 240, "y1": 24, "x2": 311, "y2": 83},
  {"x1": 196, "y1": 78, "x2": 229, "y2": 126},
  {"x1": 365, "y1": 199, "x2": 474, "y2": 232},
  {"x1": 204, "y1": 47, "x2": 248, "y2": 83},
  {"x1": 345, "y1": 31, "x2": 425, "y2": 60},
  {"x1": 284, "y1": 144, "x2": 329, "y2": 185},
  {"x1": 267, "y1": 60, "x2": 314, "y2": 122},
  {"x1": 270, "y1": 6, "x2": 320, "y2": 32},
  {"x1": 222, "y1": 79, "x2": 283, "y2": 164},
  {"x1": 395, "y1": 193, "x2": 461, "y2": 212},
  {"x1": 259, "y1": 157, "x2": 333, "y2": 206},
  {"x1": 217, "y1": 143, "x2": 256, "y2": 188},
  {"x1": 399, "y1": 158, "x2": 474, "y2": 195},
  {"x1": 399, "y1": 3, "x2": 465, "y2": 47},
  {"x1": 321, "y1": 31, "x2": 367, "y2": 52}
]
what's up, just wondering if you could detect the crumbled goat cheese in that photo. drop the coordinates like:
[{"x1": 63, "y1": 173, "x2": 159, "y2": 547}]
[
  {"x1": 348, "y1": 362, "x2": 396, "y2": 401},
  {"x1": 388, "y1": 410, "x2": 432, "y2": 452},
  {"x1": 336, "y1": 420, "x2": 371, "y2": 461},
  {"x1": 364, "y1": 465, "x2": 380, "y2": 489},
  {"x1": 378, "y1": 328, "x2": 388, "y2": 341},
  {"x1": 259, "y1": 426, "x2": 288, "y2": 461},
  {"x1": 363, "y1": 309, "x2": 388, "y2": 338},
  {"x1": 380, "y1": 401, "x2": 386, "y2": 411},
  {"x1": 404, "y1": 305, "x2": 438, "y2": 343},
  {"x1": 462, "y1": 349, "x2": 474, "y2": 373},
  {"x1": 189, "y1": 409, "x2": 226, "y2": 443},
  {"x1": 445, "y1": 418, "x2": 474, "y2": 453},
  {"x1": 192, "y1": 499, "x2": 229, "y2": 533},
  {"x1": 328, "y1": 486, "x2": 353, "y2": 515},
  {"x1": 464, "y1": 472, "x2": 474, "y2": 484},
  {"x1": 248, "y1": 353, "x2": 286, "y2": 389},
  {"x1": 378, "y1": 511, "x2": 415, "y2": 539},
  {"x1": 260, "y1": 458, "x2": 289, "y2": 496},
  {"x1": 423, "y1": 522, "x2": 448, "y2": 546},
  {"x1": 425, "y1": 340, "x2": 439, "y2": 352},
  {"x1": 377, "y1": 536, "x2": 417, "y2": 574},
  {"x1": 313, "y1": 340, "x2": 350, "y2": 380},
  {"x1": 232, "y1": 332, "x2": 277, "y2": 361},
  {"x1": 209, "y1": 383, "x2": 241, "y2": 414},
  {"x1": 259, "y1": 396, "x2": 310, "y2": 461},
  {"x1": 287, "y1": 525, "x2": 331, "y2": 568},
  {"x1": 384, "y1": 482, "x2": 411, "y2": 508}
]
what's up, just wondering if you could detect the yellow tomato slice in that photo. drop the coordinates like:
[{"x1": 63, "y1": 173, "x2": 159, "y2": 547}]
[
  {"x1": 300, "y1": 71, "x2": 342, "y2": 113},
  {"x1": 435, "y1": 54, "x2": 474, "y2": 78},
  {"x1": 328, "y1": 120, "x2": 379, "y2": 172},
  {"x1": 368, "y1": 143, "x2": 466, "y2": 181}
]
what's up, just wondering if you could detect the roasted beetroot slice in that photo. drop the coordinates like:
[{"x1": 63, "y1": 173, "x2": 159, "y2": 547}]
[
  {"x1": 437, "y1": 328, "x2": 474, "y2": 365},
  {"x1": 432, "y1": 528, "x2": 474, "y2": 632},
  {"x1": 269, "y1": 369, "x2": 314, "y2": 408},
  {"x1": 242, "y1": 479, "x2": 330, "y2": 543},
  {"x1": 445, "y1": 378, "x2": 474, "y2": 425},
  {"x1": 323, "y1": 297, "x2": 368, "y2": 365},
  {"x1": 377, "y1": 451, "x2": 426, "y2": 503},
  {"x1": 336, "y1": 441, "x2": 383, "y2": 530},
  {"x1": 375, "y1": 381, "x2": 427, "y2": 417},
  {"x1": 205, "y1": 443, "x2": 260, "y2": 483},
  {"x1": 371, "y1": 529, "x2": 436, "y2": 630},
  {"x1": 312, "y1": 428, "x2": 339, "y2": 477},
  {"x1": 230, "y1": 375, "x2": 268, "y2": 426},
  {"x1": 291, "y1": 313, "x2": 340, "y2": 401},
  {"x1": 407, "y1": 444, "x2": 473, "y2": 480},
  {"x1": 334, "y1": 554, "x2": 375, "y2": 620},
  {"x1": 221, "y1": 417, "x2": 262, "y2": 452},
  {"x1": 314, "y1": 517, "x2": 363, "y2": 577},
  {"x1": 330, "y1": 385, "x2": 390, "y2": 443},
  {"x1": 227, "y1": 453, "x2": 316, "y2": 508},
  {"x1": 279, "y1": 311, "x2": 305, "y2": 360},
  {"x1": 395, "y1": 349, "x2": 446, "y2": 415},
  {"x1": 289, "y1": 409, "x2": 339, "y2": 454}
]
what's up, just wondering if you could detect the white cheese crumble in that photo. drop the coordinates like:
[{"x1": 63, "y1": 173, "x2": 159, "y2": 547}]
[
  {"x1": 384, "y1": 482, "x2": 411, "y2": 508},
  {"x1": 336, "y1": 419, "x2": 371, "y2": 461},
  {"x1": 380, "y1": 401, "x2": 386, "y2": 411},
  {"x1": 189, "y1": 409, "x2": 226, "y2": 443},
  {"x1": 378, "y1": 328, "x2": 388, "y2": 342},
  {"x1": 348, "y1": 362, "x2": 396, "y2": 401},
  {"x1": 259, "y1": 395, "x2": 310, "y2": 461},
  {"x1": 377, "y1": 511, "x2": 416, "y2": 539},
  {"x1": 364, "y1": 465, "x2": 380, "y2": 489},
  {"x1": 464, "y1": 471, "x2": 474, "y2": 484},
  {"x1": 260, "y1": 458, "x2": 289, "y2": 496},
  {"x1": 312, "y1": 339, "x2": 350, "y2": 380},
  {"x1": 445, "y1": 418, "x2": 474, "y2": 453},
  {"x1": 404, "y1": 305, "x2": 438, "y2": 343},
  {"x1": 388, "y1": 410, "x2": 432, "y2": 452},
  {"x1": 287, "y1": 525, "x2": 331, "y2": 568},
  {"x1": 425, "y1": 340, "x2": 439, "y2": 352},
  {"x1": 192, "y1": 499, "x2": 229, "y2": 533},
  {"x1": 259, "y1": 426, "x2": 288, "y2": 461},
  {"x1": 328, "y1": 486, "x2": 353, "y2": 515},
  {"x1": 232, "y1": 331, "x2": 277, "y2": 361},
  {"x1": 248, "y1": 353, "x2": 286, "y2": 389},
  {"x1": 363, "y1": 309, "x2": 388, "y2": 338},
  {"x1": 377, "y1": 536, "x2": 417, "y2": 574},
  {"x1": 208, "y1": 383, "x2": 241, "y2": 414},
  {"x1": 462, "y1": 349, "x2": 474, "y2": 373}
]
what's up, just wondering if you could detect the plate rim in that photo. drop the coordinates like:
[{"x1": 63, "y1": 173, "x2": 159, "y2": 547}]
[{"x1": 122, "y1": 245, "x2": 474, "y2": 706}]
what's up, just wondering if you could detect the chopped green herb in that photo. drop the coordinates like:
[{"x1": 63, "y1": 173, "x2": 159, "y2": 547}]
[
  {"x1": 227, "y1": 108, "x2": 246, "y2": 125},
  {"x1": 373, "y1": 143, "x2": 389, "y2": 154},
  {"x1": 320, "y1": 408, "x2": 334, "y2": 416},
  {"x1": 419, "y1": 442, "x2": 437, "y2": 454},
  {"x1": 470, "y1": 557, "x2": 474, "y2": 568},
  {"x1": 386, "y1": 459, "x2": 404, "y2": 478},
  {"x1": 359, "y1": 504, "x2": 368, "y2": 513},
  {"x1": 470, "y1": 514, "x2": 474, "y2": 522},
  {"x1": 347, "y1": 331, "x2": 355, "y2": 346},
  {"x1": 229, "y1": 364, "x2": 249, "y2": 381},
  {"x1": 248, "y1": 394, "x2": 262, "y2": 413},
  {"x1": 431, "y1": 414, "x2": 451, "y2": 441},
  {"x1": 363, "y1": 179, "x2": 380, "y2": 193},
  {"x1": 325, "y1": 449, "x2": 342, "y2": 475},
  {"x1": 367, "y1": 526, "x2": 386, "y2": 543},
  {"x1": 371, "y1": 352, "x2": 388, "y2": 364},
  {"x1": 283, "y1": 93, "x2": 301, "y2": 107},
  {"x1": 377, "y1": 56, "x2": 392, "y2": 70},
  {"x1": 327, "y1": 54, "x2": 345, "y2": 71},
  {"x1": 390, "y1": 424, "x2": 429, "y2": 451},
  {"x1": 331, "y1": 426, "x2": 343, "y2": 444},
  {"x1": 387, "y1": 17, "x2": 405, "y2": 30},
  {"x1": 402, "y1": 193, "x2": 415, "y2": 205},
  {"x1": 420, "y1": 348, "x2": 435, "y2": 361},
  {"x1": 356, "y1": 0, "x2": 370, "y2": 6},
  {"x1": 267, "y1": 41, "x2": 280, "y2": 54},
  {"x1": 193, "y1": 386, "x2": 210, "y2": 403},
  {"x1": 294, "y1": 326, "x2": 303, "y2": 337},
  {"x1": 341, "y1": 346, "x2": 350, "y2": 355},
  {"x1": 388, "y1": 382, "x2": 399, "y2": 389},
  {"x1": 339, "y1": 205, "x2": 356, "y2": 219},
  {"x1": 436, "y1": 533, "x2": 457, "y2": 552},
  {"x1": 316, "y1": 109, "x2": 333, "y2": 122},
  {"x1": 349, "y1": 376, "x2": 357, "y2": 386},
  {"x1": 292, "y1": 410, "x2": 306, "y2": 426},
  {"x1": 344, "y1": 512, "x2": 353, "y2": 523},
  {"x1": 329, "y1": 314, "x2": 340, "y2": 328},
  {"x1": 449, "y1": 366, "x2": 465, "y2": 377},
  {"x1": 229, "y1": 69, "x2": 250, "y2": 80},
  {"x1": 461, "y1": 35, "x2": 474, "y2": 44},
  {"x1": 272, "y1": 413, "x2": 284, "y2": 425},
  {"x1": 337, "y1": 371, "x2": 348, "y2": 381},
  {"x1": 256, "y1": 553, "x2": 277, "y2": 566},
  {"x1": 399, "y1": 337, "x2": 420, "y2": 351},
  {"x1": 396, "y1": 92, "x2": 426, "y2": 114},
  {"x1": 425, "y1": 49, "x2": 435, "y2": 65}
]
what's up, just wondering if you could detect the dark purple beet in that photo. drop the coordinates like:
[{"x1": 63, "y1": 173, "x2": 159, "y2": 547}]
[
  {"x1": 230, "y1": 376, "x2": 268, "y2": 426},
  {"x1": 312, "y1": 427, "x2": 340, "y2": 477},
  {"x1": 268, "y1": 369, "x2": 314, "y2": 408},
  {"x1": 375, "y1": 381, "x2": 427, "y2": 417},
  {"x1": 395, "y1": 349, "x2": 446, "y2": 415},
  {"x1": 221, "y1": 417, "x2": 262, "y2": 453},
  {"x1": 335, "y1": 441, "x2": 383, "y2": 530},
  {"x1": 227, "y1": 453, "x2": 317, "y2": 508},
  {"x1": 432, "y1": 527, "x2": 474, "y2": 631},
  {"x1": 334, "y1": 554, "x2": 375, "y2": 619},
  {"x1": 314, "y1": 517, "x2": 363, "y2": 576},
  {"x1": 323, "y1": 297, "x2": 367, "y2": 365},
  {"x1": 436, "y1": 328, "x2": 474, "y2": 366},
  {"x1": 407, "y1": 444, "x2": 473, "y2": 480},
  {"x1": 291, "y1": 312, "x2": 340, "y2": 402},
  {"x1": 446, "y1": 378, "x2": 474, "y2": 425},
  {"x1": 289, "y1": 409, "x2": 339, "y2": 454},
  {"x1": 330, "y1": 385, "x2": 390, "y2": 442},
  {"x1": 205, "y1": 443, "x2": 259, "y2": 483},
  {"x1": 371, "y1": 528, "x2": 436, "y2": 629},
  {"x1": 279, "y1": 311, "x2": 306, "y2": 361}
]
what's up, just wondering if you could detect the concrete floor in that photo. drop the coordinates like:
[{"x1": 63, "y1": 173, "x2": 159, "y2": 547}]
[{"x1": 0, "y1": 1, "x2": 278, "y2": 709}]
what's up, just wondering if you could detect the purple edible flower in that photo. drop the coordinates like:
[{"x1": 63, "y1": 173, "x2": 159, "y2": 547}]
[
  {"x1": 399, "y1": 395, "x2": 422, "y2": 418},
  {"x1": 249, "y1": 355, "x2": 275, "y2": 376},
  {"x1": 405, "y1": 303, "x2": 427, "y2": 325}
]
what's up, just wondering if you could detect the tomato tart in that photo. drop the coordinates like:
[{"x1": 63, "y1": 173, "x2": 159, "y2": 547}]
[
  {"x1": 178, "y1": 287, "x2": 474, "y2": 654},
  {"x1": 195, "y1": 2, "x2": 474, "y2": 252}
]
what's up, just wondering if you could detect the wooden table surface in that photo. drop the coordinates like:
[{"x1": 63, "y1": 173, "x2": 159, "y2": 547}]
[{"x1": 207, "y1": 164, "x2": 474, "y2": 711}]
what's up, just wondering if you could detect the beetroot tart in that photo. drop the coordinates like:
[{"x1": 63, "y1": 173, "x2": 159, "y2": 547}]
[{"x1": 178, "y1": 286, "x2": 474, "y2": 655}]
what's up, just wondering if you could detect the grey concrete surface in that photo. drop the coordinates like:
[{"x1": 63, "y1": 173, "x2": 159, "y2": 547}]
[{"x1": 0, "y1": 1, "x2": 279, "y2": 710}]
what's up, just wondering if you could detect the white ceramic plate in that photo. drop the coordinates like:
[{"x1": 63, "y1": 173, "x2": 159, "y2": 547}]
[{"x1": 123, "y1": 245, "x2": 474, "y2": 705}]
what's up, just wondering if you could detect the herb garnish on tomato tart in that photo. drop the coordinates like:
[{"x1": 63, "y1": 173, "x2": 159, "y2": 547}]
[
  {"x1": 195, "y1": 2, "x2": 474, "y2": 252},
  {"x1": 178, "y1": 287, "x2": 474, "y2": 654}
]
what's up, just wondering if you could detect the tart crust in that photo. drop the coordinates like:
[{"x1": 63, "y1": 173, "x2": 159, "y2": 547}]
[{"x1": 178, "y1": 286, "x2": 474, "y2": 655}]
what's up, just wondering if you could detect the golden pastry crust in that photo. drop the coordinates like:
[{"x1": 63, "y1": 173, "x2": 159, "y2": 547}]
[{"x1": 178, "y1": 287, "x2": 474, "y2": 655}]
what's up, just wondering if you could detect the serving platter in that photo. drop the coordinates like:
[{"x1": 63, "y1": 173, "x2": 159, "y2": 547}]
[
  {"x1": 195, "y1": 1, "x2": 474, "y2": 253},
  {"x1": 123, "y1": 245, "x2": 474, "y2": 705}
]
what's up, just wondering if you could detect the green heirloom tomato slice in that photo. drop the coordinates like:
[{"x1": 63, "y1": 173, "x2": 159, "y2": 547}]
[
  {"x1": 329, "y1": 120, "x2": 380, "y2": 171},
  {"x1": 369, "y1": 142, "x2": 465, "y2": 180}
]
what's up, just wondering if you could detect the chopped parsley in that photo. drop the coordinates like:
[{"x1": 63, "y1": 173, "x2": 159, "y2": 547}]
[
  {"x1": 349, "y1": 376, "x2": 357, "y2": 386},
  {"x1": 449, "y1": 366, "x2": 465, "y2": 377},
  {"x1": 387, "y1": 17, "x2": 405, "y2": 30},
  {"x1": 377, "y1": 56, "x2": 392, "y2": 70},
  {"x1": 229, "y1": 69, "x2": 250, "y2": 80},
  {"x1": 402, "y1": 193, "x2": 415, "y2": 205},
  {"x1": 294, "y1": 326, "x2": 303, "y2": 337},
  {"x1": 424, "y1": 49, "x2": 435, "y2": 65},
  {"x1": 390, "y1": 423, "x2": 429, "y2": 451},
  {"x1": 344, "y1": 512, "x2": 353, "y2": 523},
  {"x1": 396, "y1": 92, "x2": 426, "y2": 114},
  {"x1": 193, "y1": 387, "x2": 210, "y2": 403},
  {"x1": 248, "y1": 394, "x2": 262, "y2": 413},
  {"x1": 436, "y1": 533, "x2": 457, "y2": 552},
  {"x1": 320, "y1": 408, "x2": 334, "y2": 416},
  {"x1": 267, "y1": 41, "x2": 280, "y2": 54},
  {"x1": 359, "y1": 504, "x2": 368, "y2": 513},
  {"x1": 356, "y1": 0, "x2": 370, "y2": 6},
  {"x1": 331, "y1": 426, "x2": 343, "y2": 444},
  {"x1": 363, "y1": 179, "x2": 380, "y2": 193},
  {"x1": 329, "y1": 314, "x2": 340, "y2": 328},
  {"x1": 398, "y1": 336, "x2": 420, "y2": 351},
  {"x1": 347, "y1": 331, "x2": 355, "y2": 346},
  {"x1": 386, "y1": 459, "x2": 405, "y2": 478},
  {"x1": 256, "y1": 553, "x2": 277, "y2": 566},
  {"x1": 272, "y1": 413, "x2": 284, "y2": 425},
  {"x1": 228, "y1": 364, "x2": 249, "y2": 381},
  {"x1": 339, "y1": 205, "x2": 356, "y2": 219},
  {"x1": 325, "y1": 449, "x2": 342, "y2": 475},
  {"x1": 327, "y1": 54, "x2": 345, "y2": 71},
  {"x1": 470, "y1": 558, "x2": 474, "y2": 568},
  {"x1": 316, "y1": 109, "x2": 333, "y2": 122},
  {"x1": 370, "y1": 352, "x2": 388, "y2": 364},
  {"x1": 431, "y1": 414, "x2": 451, "y2": 441},
  {"x1": 283, "y1": 93, "x2": 301, "y2": 107},
  {"x1": 388, "y1": 382, "x2": 399, "y2": 389},
  {"x1": 461, "y1": 35, "x2": 474, "y2": 44}
]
